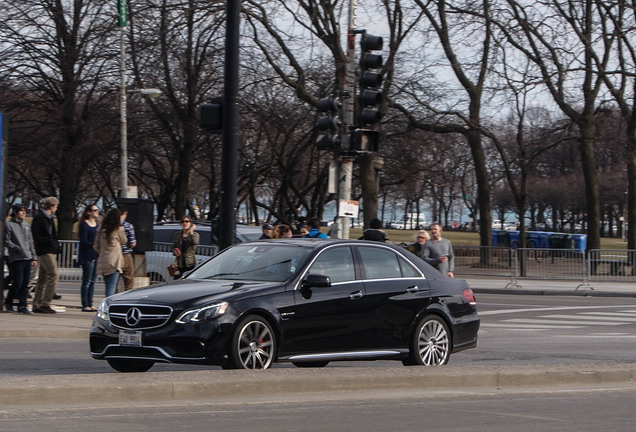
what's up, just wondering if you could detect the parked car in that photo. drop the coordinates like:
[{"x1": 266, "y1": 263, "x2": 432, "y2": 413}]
[
  {"x1": 146, "y1": 222, "x2": 263, "y2": 282},
  {"x1": 90, "y1": 239, "x2": 480, "y2": 372}
]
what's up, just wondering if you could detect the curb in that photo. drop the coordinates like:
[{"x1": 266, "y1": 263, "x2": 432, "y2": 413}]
[{"x1": 1, "y1": 363, "x2": 635, "y2": 406}]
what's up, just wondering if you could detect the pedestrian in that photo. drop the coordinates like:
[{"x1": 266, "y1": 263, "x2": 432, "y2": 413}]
[
  {"x1": 260, "y1": 223, "x2": 274, "y2": 239},
  {"x1": 94, "y1": 208, "x2": 127, "y2": 297},
  {"x1": 303, "y1": 217, "x2": 328, "y2": 238},
  {"x1": 273, "y1": 224, "x2": 293, "y2": 239},
  {"x1": 425, "y1": 223, "x2": 455, "y2": 278},
  {"x1": 172, "y1": 216, "x2": 199, "y2": 279},
  {"x1": 407, "y1": 230, "x2": 430, "y2": 259},
  {"x1": 118, "y1": 205, "x2": 136, "y2": 292},
  {"x1": 360, "y1": 218, "x2": 387, "y2": 242},
  {"x1": 4, "y1": 204, "x2": 37, "y2": 314},
  {"x1": 328, "y1": 216, "x2": 339, "y2": 239},
  {"x1": 78, "y1": 205, "x2": 99, "y2": 312},
  {"x1": 31, "y1": 197, "x2": 61, "y2": 314}
]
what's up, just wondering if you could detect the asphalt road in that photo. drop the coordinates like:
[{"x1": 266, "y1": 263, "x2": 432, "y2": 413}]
[
  {"x1": 2, "y1": 289, "x2": 636, "y2": 426},
  {"x1": 2, "y1": 293, "x2": 635, "y2": 377},
  {"x1": 2, "y1": 384, "x2": 636, "y2": 431}
]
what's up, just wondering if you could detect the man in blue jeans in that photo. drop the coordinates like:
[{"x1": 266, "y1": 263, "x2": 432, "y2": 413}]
[{"x1": 4, "y1": 204, "x2": 38, "y2": 314}]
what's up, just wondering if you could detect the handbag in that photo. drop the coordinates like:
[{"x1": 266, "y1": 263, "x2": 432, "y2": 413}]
[{"x1": 167, "y1": 261, "x2": 180, "y2": 277}]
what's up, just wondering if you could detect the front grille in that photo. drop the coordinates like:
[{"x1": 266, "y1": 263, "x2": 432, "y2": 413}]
[{"x1": 109, "y1": 304, "x2": 173, "y2": 330}]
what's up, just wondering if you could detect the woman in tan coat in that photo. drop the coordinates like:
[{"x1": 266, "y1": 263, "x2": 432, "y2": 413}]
[{"x1": 94, "y1": 208, "x2": 127, "y2": 297}]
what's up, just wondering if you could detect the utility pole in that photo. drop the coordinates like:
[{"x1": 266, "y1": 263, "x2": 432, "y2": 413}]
[
  {"x1": 218, "y1": 0, "x2": 240, "y2": 251},
  {"x1": 334, "y1": 0, "x2": 358, "y2": 239}
]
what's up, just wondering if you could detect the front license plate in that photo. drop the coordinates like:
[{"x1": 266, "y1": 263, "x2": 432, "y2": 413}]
[{"x1": 119, "y1": 331, "x2": 142, "y2": 347}]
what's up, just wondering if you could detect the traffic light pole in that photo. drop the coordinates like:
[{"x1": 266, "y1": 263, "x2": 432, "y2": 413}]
[
  {"x1": 219, "y1": 0, "x2": 240, "y2": 251},
  {"x1": 335, "y1": 0, "x2": 358, "y2": 239}
]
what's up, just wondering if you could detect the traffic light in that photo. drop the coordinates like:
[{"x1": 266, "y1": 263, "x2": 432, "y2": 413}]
[
  {"x1": 358, "y1": 33, "x2": 384, "y2": 126},
  {"x1": 315, "y1": 95, "x2": 341, "y2": 151},
  {"x1": 199, "y1": 97, "x2": 223, "y2": 133},
  {"x1": 351, "y1": 129, "x2": 379, "y2": 152}
]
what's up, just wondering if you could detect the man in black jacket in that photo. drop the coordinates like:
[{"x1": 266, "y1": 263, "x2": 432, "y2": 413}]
[
  {"x1": 31, "y1": 197, "x2": 60, "y2": 314},
  {"x1": 361, "y1": 218, "x2": 387, "y2": 242}
]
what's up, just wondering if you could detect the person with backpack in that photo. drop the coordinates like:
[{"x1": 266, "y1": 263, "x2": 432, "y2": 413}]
[{"x1": 303, "y1": 217, "x2": 328, "y2": 239}]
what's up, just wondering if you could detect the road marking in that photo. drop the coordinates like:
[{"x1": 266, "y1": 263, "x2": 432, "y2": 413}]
[
  {"x1": 580, "y1": 311, "x2": 636, "y2": 317},
  {"x1": 480, "y1": 323, "x2": 582, "y2": 329},
  {"x1": 478, "y1": 305, "x2": 625, "y2": 316},
  {"x1": 505, "y1": 318, "x2": 622, "y2": 326},
  {"x1": 540, "y1": 314, "x2": 636, "y2": 322}
]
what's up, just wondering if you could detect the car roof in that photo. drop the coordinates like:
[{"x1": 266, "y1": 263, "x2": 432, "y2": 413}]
[{"x1": 228, "y1": 239, "x2": 447, "y2": 279}]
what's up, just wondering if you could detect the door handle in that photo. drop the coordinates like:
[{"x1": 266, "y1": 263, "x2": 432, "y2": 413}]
[
  {"x1": 406, "y1": 285, "x2": 419, "y2": 293},
  {"x1": 349, "y1": 291, "x2": 363, "y2": 300}
]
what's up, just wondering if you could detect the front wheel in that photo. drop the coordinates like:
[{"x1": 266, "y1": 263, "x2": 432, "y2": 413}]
[
  {"x1": 229, "y1": 315, "x2": 276, "y2": 369},
  {"x1": 409, "y1": 315, "x2": 451, "y2": 366},
  {"x1": 107, "y1": 358, "x2": 154, "y2": 373}
]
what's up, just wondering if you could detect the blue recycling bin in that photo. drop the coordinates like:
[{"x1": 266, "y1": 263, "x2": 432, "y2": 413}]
[
  {"x1": 497, "y1": 230, "x2": 510, "y2": 247},
  {"x1": 549, "y1": 233, "x2": 573, "y2": 249},
  {"x1": 537, "y1": 232, "x2": 550, "y2": 248},
  {"x1": 572, "y1": 234, "x2": 587, "y2": 251},
  {"x1": 508, "y1": 231, "x2": 520, "y2": 248},
  {"x1": 526, "y1": 231, "x2": 542, "y2": 248},
  {"x1": 491, "y1": 230, "x2": 499, "y2": 246}
]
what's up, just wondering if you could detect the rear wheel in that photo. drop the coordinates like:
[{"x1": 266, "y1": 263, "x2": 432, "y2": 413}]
[
  {"x1": 408, "y1": 315, "x2": 451, "y2": 366},
  {"x1": 107, "y1": 358, "x2": 155, "y2": 373},
  {"x1": 229, "y1": 315, "x2": 276, "y2": 369},
  {"x1": 292, "y1": 361, "x2": 329, "y2": 368}
]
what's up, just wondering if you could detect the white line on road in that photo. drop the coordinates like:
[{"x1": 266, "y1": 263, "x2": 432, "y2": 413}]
[
  {"x1": 505, "y1": 319, "x2": 623, "y2": 326},
  {"x1": 478, "y1": 305, "x2": 626, "y2": 316},
  {"x1": 540, "y1": 314, "x2": 636, "y2": 322}
]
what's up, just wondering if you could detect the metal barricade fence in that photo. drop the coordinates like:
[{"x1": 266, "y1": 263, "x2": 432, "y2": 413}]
[
  {"x1": 452, "y1": 246, "x2": 635, "y2": 288},
  {"x1": 55, "y1": 240, "x2": 217, "y2": 283},
  {"x1": 453, "y1": 246, "x2": 516, "y2": 278},
  {"x1": 515, "y1": 248, "x2": 586, "y2": 281},
  {"x1": 57, "y1": 240, "x2": 82, "y2": 282},
  {"x1": 587, "y1": 249, "x2": 636, "y2": 282}
]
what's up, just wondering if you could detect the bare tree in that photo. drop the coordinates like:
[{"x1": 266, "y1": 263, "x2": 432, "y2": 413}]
[
  {"x1": 497, "y1": 0, "x2": 616, "y2": 250},
  {"x1": 127, "y1": 0, "x2": 226, "y2": 219},
  {"x1": 0, "y1": 0, "x2": 118, "y2": 238},
  {"x1": 392, "y1": 0, "x2": 496, "y2": 246}
]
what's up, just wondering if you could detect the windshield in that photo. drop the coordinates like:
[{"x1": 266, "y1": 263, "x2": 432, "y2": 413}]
[{"x1": 186, "y1": 243, "x2": 311, "y2": 282}]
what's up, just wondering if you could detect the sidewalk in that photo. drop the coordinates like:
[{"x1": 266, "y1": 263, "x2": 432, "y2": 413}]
[{"x1": 0, "y1": 281, "x2": 100, "y2": 338}]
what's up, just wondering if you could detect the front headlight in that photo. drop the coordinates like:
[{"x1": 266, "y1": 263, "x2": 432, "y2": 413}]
[
  {"x1": 96, "y1": 298, "x2": 110, "y2": 320},
  {"x1": 176, "y1": 301, "x2": 229, "y2": 324}
]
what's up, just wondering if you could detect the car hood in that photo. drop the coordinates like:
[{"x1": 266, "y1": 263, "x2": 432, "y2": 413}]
[{"x1": 108, "y1": 278, "x2": 282, "y2": 307}]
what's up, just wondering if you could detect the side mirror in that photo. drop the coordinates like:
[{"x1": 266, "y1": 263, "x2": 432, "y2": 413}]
[
  {"x1": 302, "y1": 274, "x2": 331, "y2": 289},
  {"x1": 300, "y1": 274, "x2": 331, "y2": 299}
]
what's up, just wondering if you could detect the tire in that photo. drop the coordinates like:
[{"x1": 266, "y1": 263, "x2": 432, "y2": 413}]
[
  {"x1": 107, "y1": 358, "x2": 154, "y2": 373},
  {"x1": 229, "y1": 315, "x2": 276, "y2": 369},
  {"x1": 409, "y1": 315, "x2": 451, "y2": 366},
  {"x1": 292, "y1": 361, "x2": 329, "y2": 368}
]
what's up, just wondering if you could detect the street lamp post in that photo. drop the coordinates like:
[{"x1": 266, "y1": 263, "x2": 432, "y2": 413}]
[{"x1": 119, "y1": 82, "x2": 161, "y2": 199}]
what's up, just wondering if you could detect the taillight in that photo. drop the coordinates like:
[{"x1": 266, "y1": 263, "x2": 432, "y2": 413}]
[{"x1": 463, "y1": 288, "x2": 477, "y2": 306}]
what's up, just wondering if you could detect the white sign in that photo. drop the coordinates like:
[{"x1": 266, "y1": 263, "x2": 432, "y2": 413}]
[
  {"x1": 338, "y1": 200, "x2": 359, "y2": 218},
  {"x1": 126, "y1": 185, "x2": 138, "y2": 198}
]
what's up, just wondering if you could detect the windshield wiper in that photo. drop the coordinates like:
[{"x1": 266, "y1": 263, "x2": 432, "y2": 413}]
[{"x1": 205, "y1": 272, "x2": 240, "y2": 278}]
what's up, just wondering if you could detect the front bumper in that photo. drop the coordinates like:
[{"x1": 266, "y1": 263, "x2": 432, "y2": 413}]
[{"x1": 90, "y1": 317, "x2": 234, "y2": 366}]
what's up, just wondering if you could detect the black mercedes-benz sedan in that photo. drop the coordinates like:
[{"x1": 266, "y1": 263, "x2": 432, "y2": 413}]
[{"x1": 90, "y1": 239, "x2": 479, "y2": 372}]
